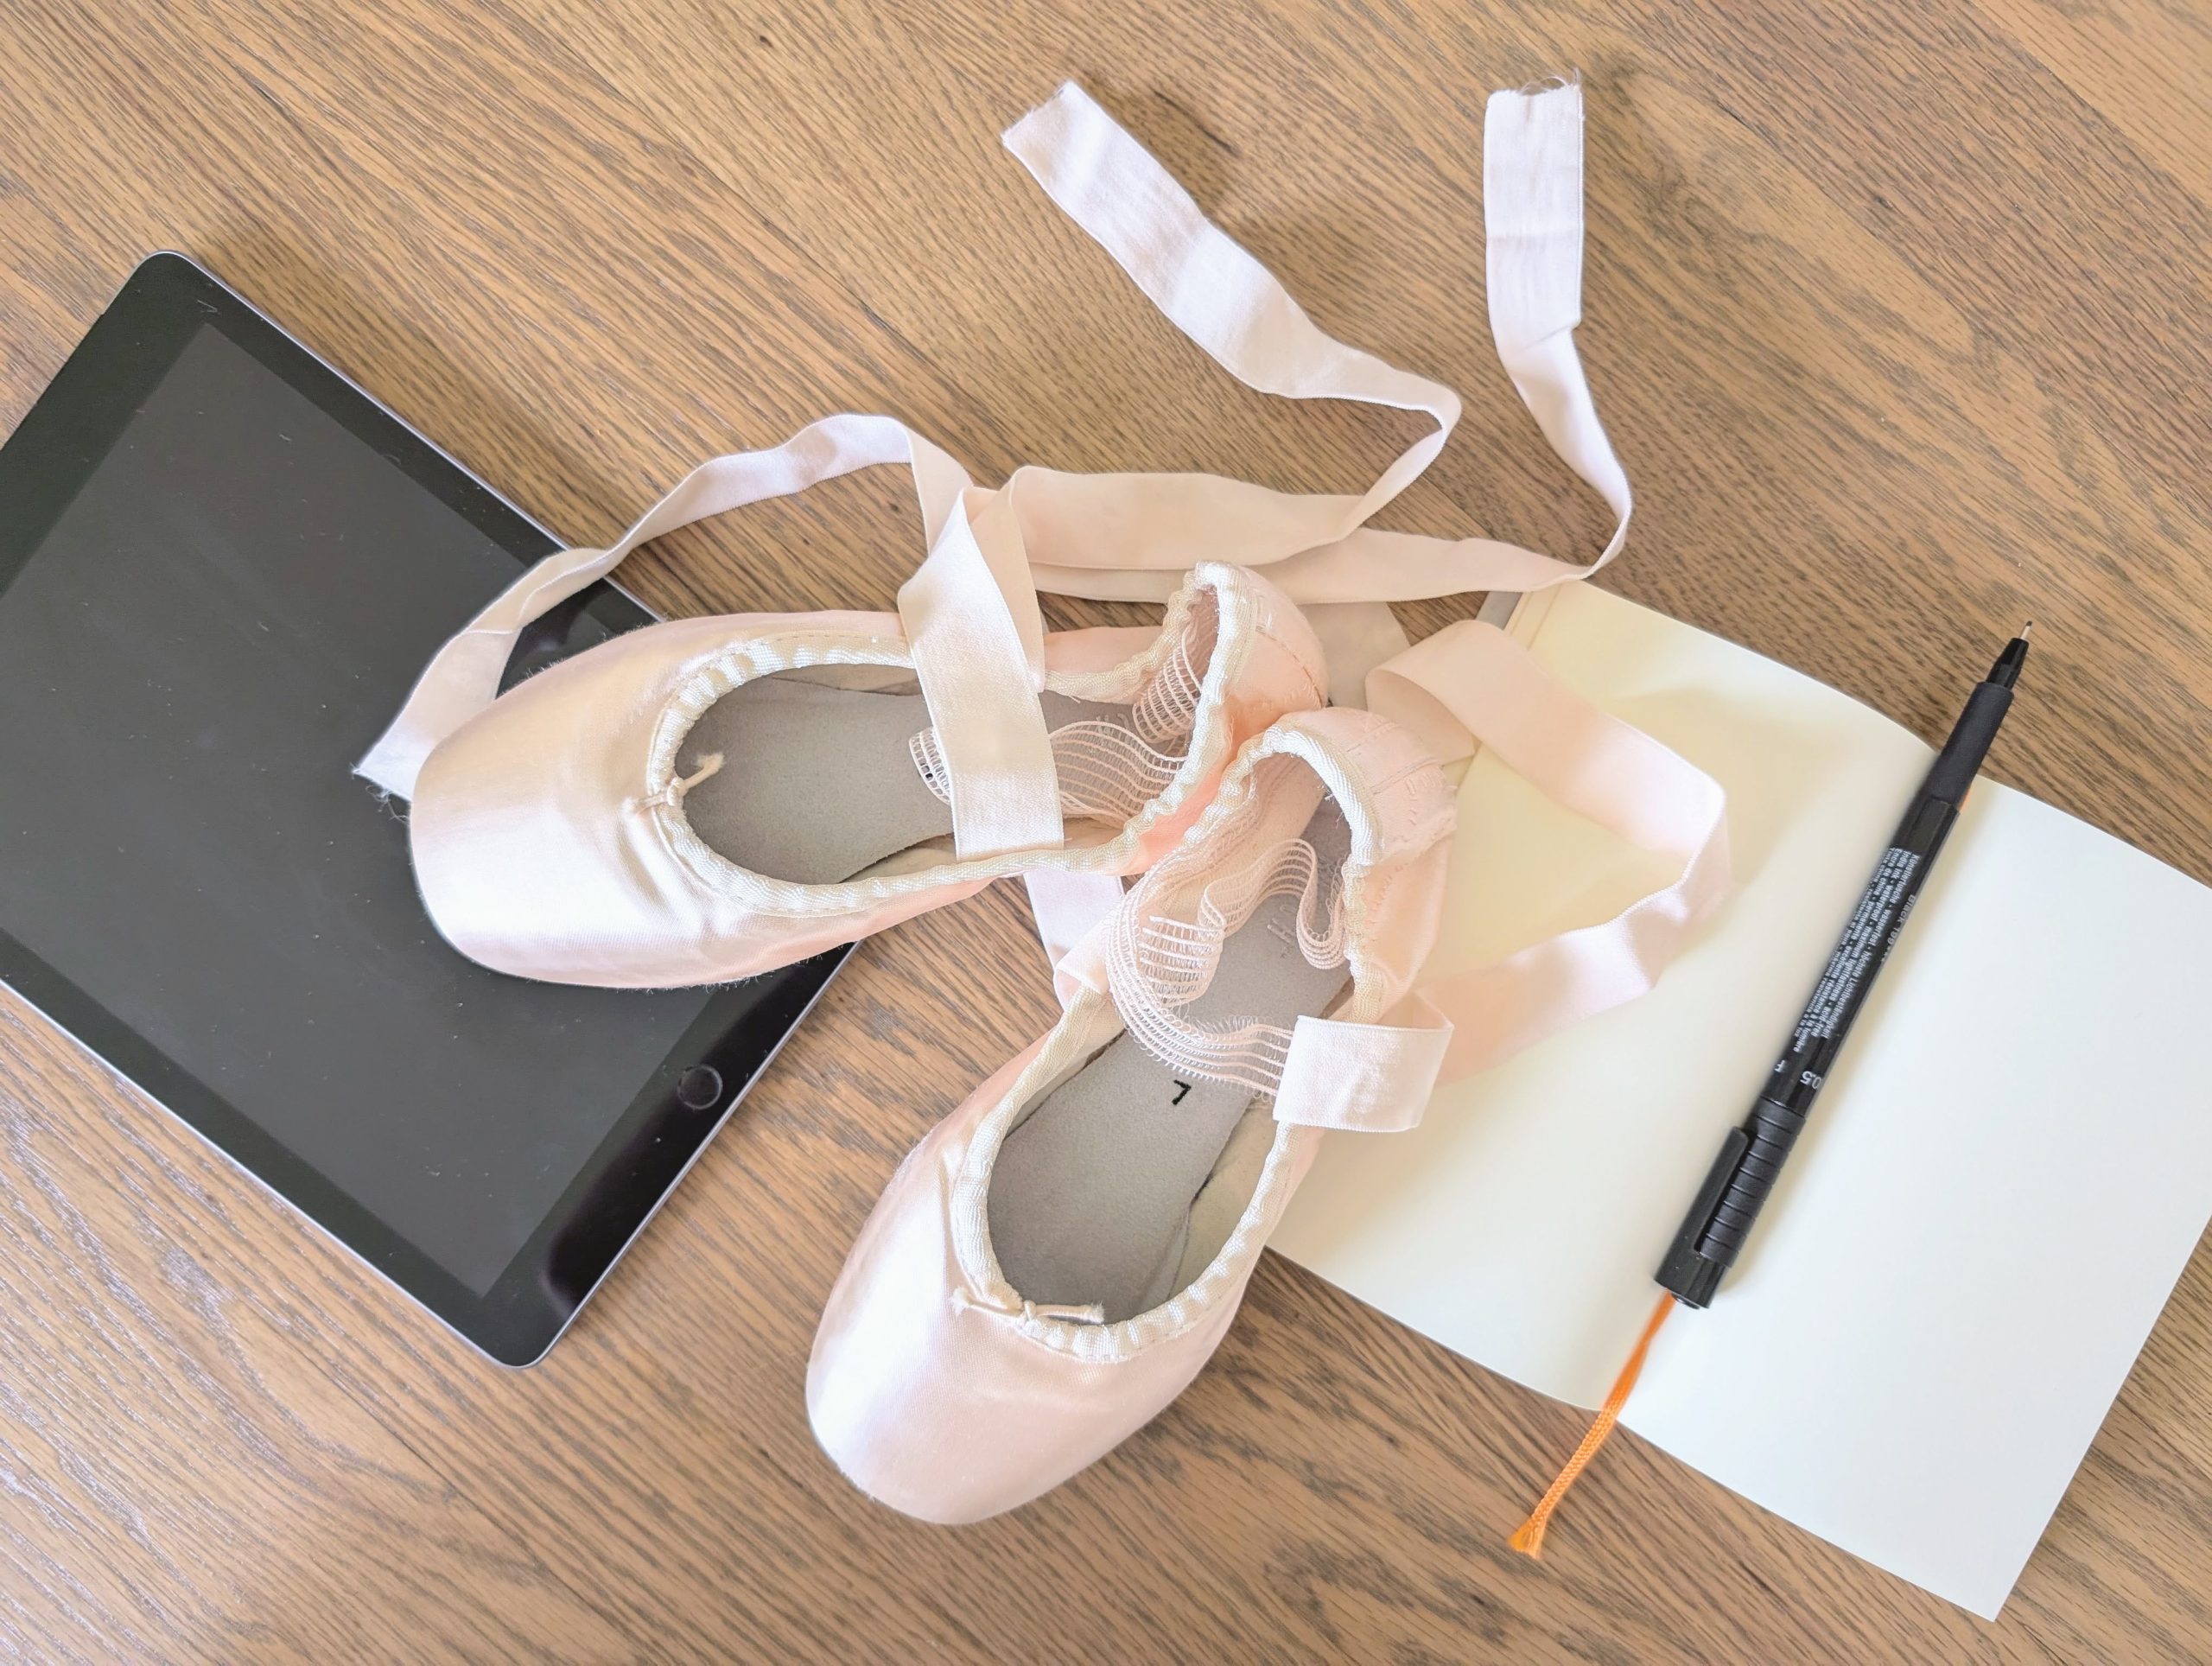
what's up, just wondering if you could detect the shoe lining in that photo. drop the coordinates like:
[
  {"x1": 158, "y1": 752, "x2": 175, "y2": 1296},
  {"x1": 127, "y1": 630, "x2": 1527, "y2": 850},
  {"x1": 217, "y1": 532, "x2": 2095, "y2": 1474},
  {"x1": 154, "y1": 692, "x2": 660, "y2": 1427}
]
[
  {"x1": 678, "y1": 681, "x2": 1176, "y2": 885},
  {"x1": 987, "y1": 801, "x2": 1353, "y2": 1321}
]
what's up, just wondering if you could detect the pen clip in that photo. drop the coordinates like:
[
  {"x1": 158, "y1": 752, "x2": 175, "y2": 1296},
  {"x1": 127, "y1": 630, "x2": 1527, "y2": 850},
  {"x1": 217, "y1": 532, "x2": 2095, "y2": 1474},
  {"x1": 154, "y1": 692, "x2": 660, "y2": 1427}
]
[{"x1": 1656, "y1": 1126, "x2": 1748, "y2": 1308}]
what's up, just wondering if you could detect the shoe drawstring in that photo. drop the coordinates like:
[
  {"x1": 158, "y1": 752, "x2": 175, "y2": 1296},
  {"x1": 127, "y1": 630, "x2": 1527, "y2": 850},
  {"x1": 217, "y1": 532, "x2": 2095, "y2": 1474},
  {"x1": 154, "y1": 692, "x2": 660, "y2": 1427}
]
[
  {"x1": 951, "y1": 1287, "x2": 1106, "y2": 1326},
  {"x1": 629, "y1": 752, "x2": 724, "y2": 814}
]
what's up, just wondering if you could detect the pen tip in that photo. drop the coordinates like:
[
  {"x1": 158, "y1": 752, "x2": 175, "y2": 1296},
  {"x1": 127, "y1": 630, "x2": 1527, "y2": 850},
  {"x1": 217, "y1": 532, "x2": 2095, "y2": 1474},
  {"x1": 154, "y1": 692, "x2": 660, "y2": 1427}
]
[{"x1": 2019, "y1": 620, "x2": 2033, "y2": 638}]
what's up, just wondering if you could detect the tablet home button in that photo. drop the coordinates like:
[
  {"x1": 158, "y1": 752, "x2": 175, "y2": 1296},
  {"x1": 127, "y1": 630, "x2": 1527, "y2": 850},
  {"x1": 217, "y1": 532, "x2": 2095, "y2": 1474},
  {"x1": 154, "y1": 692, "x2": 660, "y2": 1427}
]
[{"x1": 675, "y1": 1065, "x2": 725, "y2": 1112}]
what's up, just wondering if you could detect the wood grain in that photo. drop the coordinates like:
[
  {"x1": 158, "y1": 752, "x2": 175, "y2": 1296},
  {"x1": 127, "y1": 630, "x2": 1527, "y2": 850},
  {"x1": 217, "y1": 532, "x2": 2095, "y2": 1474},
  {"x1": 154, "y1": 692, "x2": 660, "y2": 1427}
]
[{"x1": 1, "y1": 0, "x2": 2207, "y2": 1656}]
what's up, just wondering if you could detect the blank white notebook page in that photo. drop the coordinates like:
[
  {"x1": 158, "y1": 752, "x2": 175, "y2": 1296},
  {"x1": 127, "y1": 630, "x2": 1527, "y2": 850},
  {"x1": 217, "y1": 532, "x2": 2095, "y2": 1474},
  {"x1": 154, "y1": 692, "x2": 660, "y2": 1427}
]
[{"x1": 1623, "y1": 781, "x2": 2212, "y2": 1617}]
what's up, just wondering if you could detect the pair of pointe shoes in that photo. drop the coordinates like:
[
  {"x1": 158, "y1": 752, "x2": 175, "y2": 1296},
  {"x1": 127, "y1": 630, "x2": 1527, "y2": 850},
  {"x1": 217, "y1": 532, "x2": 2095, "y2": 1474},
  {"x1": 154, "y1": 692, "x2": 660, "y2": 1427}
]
[
  {"x1": 365, "y1": 77, "x2": 1731, "y2": 1524},
  {"x1": 410, "y1": 562, "x2": 1461, "y2": 1522}
]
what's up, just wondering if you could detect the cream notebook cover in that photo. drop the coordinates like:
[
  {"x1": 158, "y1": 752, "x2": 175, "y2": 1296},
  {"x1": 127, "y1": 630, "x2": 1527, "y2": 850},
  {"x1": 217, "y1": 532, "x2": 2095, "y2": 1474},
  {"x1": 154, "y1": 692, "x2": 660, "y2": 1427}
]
[{"x1": 1273, "y1": 582, "x2": 2212, "y2": 1618}]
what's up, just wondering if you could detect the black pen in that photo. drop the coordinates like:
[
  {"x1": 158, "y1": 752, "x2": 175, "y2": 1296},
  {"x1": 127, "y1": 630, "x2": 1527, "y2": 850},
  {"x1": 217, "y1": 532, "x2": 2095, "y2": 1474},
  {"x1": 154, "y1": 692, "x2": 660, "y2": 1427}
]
[
  {"x1": 1511, "y1": 624, "x2": 2035, "y2": 1557},
  {"x1": 1655, "y1": 623, "x2": 2033, "y2": 1307}
]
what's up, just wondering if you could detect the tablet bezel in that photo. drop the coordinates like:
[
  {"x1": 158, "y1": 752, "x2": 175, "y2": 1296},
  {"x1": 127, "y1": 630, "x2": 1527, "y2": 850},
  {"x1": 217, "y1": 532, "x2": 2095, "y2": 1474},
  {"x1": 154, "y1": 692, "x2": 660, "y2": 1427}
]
[{"x1": 0, "y1": 252, "x2": 845, "y2": 1365}]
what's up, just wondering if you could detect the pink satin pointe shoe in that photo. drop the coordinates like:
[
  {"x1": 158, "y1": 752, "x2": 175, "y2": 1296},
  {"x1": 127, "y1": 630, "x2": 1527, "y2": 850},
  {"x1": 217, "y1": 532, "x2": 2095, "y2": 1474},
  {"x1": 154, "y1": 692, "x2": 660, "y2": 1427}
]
[
  {"x1": 391, "y1": 559, "x2": 1325, "y2": 987},
  {"x1": 806, "y1": 706, "x2": 1460, "y2": 1523}
]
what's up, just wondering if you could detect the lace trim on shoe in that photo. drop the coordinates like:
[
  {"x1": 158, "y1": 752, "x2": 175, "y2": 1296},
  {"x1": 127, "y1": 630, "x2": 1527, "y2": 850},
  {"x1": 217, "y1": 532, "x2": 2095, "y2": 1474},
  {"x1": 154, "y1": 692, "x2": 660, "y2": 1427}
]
[
  {"x1": 1128, "y1": 634, "x2": 1205, "y2": 746},
  {"x1": 1105, "y1": 826, "x2": 1347, "y2": 1097},
  {"x1": 907, "y1": 638, "x2": 1203, "y2": 826}
]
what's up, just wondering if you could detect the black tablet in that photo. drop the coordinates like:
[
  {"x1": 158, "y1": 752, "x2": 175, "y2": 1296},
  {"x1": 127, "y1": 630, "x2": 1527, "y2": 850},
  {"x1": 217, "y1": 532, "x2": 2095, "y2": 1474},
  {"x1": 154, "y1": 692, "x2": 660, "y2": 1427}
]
[{"x1": 0, "y1": 253, "x2": 843, "y2": 1364}]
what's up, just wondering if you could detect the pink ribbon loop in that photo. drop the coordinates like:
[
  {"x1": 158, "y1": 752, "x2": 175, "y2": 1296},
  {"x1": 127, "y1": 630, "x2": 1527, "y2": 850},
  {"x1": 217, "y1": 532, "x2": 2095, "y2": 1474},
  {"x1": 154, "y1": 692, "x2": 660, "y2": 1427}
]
[{"x1": 1370, "y1": 620, "x2": 1732, "y2": 1080}]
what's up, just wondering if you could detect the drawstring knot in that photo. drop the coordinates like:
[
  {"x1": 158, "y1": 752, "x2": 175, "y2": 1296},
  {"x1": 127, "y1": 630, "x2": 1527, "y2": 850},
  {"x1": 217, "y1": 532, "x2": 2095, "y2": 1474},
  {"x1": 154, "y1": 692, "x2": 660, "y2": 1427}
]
[
  {"x1": 951, "y1": 1287, "x2": 1106, "y2": 1326},
  {"x1": 629, "y1": 752, "x2": 724, "y2": 815}
]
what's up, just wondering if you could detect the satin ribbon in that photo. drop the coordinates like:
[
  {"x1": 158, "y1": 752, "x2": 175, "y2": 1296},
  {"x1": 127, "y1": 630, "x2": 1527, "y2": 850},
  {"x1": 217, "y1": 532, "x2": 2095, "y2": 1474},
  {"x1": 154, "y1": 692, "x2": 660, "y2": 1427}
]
[
  {"x1": 1274, "y1": 618, "x2": 1731, "y2": 1122},
  {"x1": 363, "y1": 81, "x2": 1626, "y2": 804},
  {"x1": 359, "y1": 414, "x2": 971, "y2": 797},
  {"x1": 1373, "y1": 619, "x2": 1732, "y2": 1080}
]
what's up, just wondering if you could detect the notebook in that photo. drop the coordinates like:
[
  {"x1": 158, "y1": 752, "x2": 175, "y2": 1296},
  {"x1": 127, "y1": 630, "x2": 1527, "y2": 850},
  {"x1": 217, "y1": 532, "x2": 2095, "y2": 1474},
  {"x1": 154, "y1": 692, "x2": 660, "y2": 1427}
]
[{"x1": 1272, "y1": 582, "x2": 2212, "y2": 1618}]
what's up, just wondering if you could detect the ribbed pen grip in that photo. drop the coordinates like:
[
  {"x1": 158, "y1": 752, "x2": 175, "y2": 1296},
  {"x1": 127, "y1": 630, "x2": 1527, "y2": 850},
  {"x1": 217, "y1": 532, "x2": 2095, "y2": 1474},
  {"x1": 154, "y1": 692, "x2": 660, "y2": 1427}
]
[{"x1": 1695, "y1": 1097, "x2": 1808, "y2": 1264}]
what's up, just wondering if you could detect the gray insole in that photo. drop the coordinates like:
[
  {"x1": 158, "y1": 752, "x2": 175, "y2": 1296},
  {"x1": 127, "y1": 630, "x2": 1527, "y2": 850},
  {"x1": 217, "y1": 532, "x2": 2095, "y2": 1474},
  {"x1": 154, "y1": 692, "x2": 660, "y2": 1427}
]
[
  {"x1": 677, "y1": 679, "x2": 1141, "y2": 885},
  {"x1": 988, "y1": 805, "x2": 1353, "y2": 1321}
]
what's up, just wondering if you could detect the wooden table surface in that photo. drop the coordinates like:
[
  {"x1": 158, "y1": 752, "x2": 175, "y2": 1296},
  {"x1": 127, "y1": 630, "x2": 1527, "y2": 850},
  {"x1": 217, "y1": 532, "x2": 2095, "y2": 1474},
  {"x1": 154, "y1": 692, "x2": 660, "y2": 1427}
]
[{"x1": 3, "y1": 1, "x2": 2208, "y2": 1658}]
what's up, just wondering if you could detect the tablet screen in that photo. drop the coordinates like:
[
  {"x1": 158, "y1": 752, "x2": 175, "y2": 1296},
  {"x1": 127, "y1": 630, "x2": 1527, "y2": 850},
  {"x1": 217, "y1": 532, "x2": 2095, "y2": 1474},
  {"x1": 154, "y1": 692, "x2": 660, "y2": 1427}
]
[{"x1": 0, "y1": 267, "x2": 799, "y2": 1327}]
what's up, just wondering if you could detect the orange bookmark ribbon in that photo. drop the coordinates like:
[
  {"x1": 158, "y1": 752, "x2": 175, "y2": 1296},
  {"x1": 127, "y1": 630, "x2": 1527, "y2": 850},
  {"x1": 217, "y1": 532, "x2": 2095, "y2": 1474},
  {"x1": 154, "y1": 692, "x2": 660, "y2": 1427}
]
[{"x1": 1510, "y1": 1292, "x2": 1676, "y2": 1557}]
